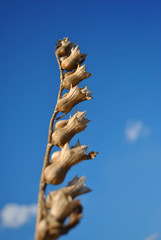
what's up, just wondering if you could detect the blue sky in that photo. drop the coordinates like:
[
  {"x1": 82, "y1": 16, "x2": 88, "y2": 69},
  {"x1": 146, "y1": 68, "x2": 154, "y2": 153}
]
[{"x1": 0, "y1": 0, "x2": 161, "y2": 240}]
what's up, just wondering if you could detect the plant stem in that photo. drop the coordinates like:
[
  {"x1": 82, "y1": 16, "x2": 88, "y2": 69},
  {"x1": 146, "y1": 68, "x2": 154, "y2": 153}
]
[{"x1": 35, "y1": 53, "x2": 64, "y2": 240}]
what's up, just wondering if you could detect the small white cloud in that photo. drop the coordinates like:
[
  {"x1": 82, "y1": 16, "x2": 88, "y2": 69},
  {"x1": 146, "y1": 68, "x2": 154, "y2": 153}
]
[
  {"x1": 0, "y1": 203, "x2": 37, "y2": 228},
  {"x1": 125, "y1": 120, "x2": 150, "y2": 142},
  {"x1": 145, "y1": 232, "x2": 159, "y2": 240}
]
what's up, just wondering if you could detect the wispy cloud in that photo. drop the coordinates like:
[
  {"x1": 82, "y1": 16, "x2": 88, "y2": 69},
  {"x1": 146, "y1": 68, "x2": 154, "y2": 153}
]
[
  {"x1": 125, "y1": 120, "x2": 150, "y2": 142},
  {"x1": 0, "y1": 203, "x2": 37, "y2": 228},
  {"x1": 145, "y1": 233, "x2": 159, "y2": 240}
]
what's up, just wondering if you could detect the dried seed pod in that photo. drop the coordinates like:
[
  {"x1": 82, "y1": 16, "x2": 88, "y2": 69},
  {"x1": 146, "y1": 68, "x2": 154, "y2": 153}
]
[
  {"x1": 46, "y1": 175, "x2": 91, "y2": 208},
  {"x1": 54, "y1": 119, "x2": 69, "y2": 130},
  {"x1": 37, "y1": 218, "x2": 48, "y2": 240},
  {"x1": 66, "y1": 175, "x2": 91, "y2": 199},
  {"x1": 50, "y1": 151, "x2": 61, "y2": 163},
  {"x1": 52, "y1": 111, "x2": 90, "y2": 147},
  {"x1": 55, "y1": 37, "x2": 76, "y2": 57},
  {"x1": 49, "y1": 190, "x2": 80, "y2": 222},
  {"x1": 63, "y1": 64, "x2": 92, "y2": 90},
  {"x1": 56, "y1": 85, "x2": 93, "y2": 113},
  {"x1": 61, "y1": 45, "x2": 87, "y2": 71},
  {"x1": 38, "y1": 200, "x2": 82, "y2": 240},
  {"x1": 44, "y1": 142, "x2": 97, "y2": 185}
]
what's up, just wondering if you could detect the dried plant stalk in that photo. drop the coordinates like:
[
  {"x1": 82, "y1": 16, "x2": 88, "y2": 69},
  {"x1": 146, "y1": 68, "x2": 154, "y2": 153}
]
[{"x1": 35, "y1": 37, "x2": 98, "y2": 240}]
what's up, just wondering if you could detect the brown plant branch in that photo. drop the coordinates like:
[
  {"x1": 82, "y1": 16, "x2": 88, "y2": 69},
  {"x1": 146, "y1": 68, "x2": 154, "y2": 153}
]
[{"x1": 35, "y1": 51, "x2": 64, "y2": 240}]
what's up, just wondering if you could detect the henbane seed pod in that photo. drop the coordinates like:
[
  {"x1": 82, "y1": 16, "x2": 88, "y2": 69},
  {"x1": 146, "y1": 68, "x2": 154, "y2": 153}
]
[
  {"x1": 63, "y1": 64, "x2": 92, "y2": 90},
  {"x1": 52, "y1": 111, "x2": 90, "y2": 147},
  {"x1": 55, "y1": 37, "x2": 76, "y2": 57},
  {"x1": 61, "y1": 45, "x2": 87, "y2": 71},
  {"x1": 44, "y1": 142, "x2": 97, "y2": 185},
  {"x1": 46, "y1": 176, "x2": 91, "y2": 209},
  {"x1": 56, "y1": 85, "x2": 93, "y2": 114}
]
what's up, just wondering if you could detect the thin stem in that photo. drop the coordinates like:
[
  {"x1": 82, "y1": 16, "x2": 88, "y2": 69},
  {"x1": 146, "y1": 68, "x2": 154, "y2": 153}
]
[
  {"x1": 55, "y1": 112, "x2": 67, "y2": 121},
  {"x1": 35, "y1": 53, "x2": 64, "y2": 240}
]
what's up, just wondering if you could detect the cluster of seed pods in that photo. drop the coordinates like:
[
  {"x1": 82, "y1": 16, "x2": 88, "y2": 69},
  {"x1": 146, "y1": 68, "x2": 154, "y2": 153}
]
[{"x1": 37, "y1": 38, "x2": 98, "y2": 240}]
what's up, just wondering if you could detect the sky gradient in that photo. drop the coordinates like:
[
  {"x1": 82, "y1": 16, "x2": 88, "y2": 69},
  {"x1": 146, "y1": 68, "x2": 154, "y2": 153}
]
[{"x1": 0, "y1": 0, "x2": 161, "y2": 240}]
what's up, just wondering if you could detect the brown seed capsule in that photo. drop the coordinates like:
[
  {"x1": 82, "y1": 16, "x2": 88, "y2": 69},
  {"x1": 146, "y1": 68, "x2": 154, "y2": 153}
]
[
  {"x1": 50, "y1": 151, "x2": 61, "y2": 163},
  {"x1": 61, "y1": 45, "x2": 87, "y2": 71},
  {"x1": 49, "y1": 190, "x2": 80, "y2": 222},
  {"x1": 44, "y1": 142, "x2": 97, "y2": 185},
  {"x1": 38, "y1": 192, "x2": 82, "y2": 240},
  {"x1": 56, "y1": 85, "x2": 93, "y2": 113},
  {"x1": 46, "y1": 175, "x2": 91, "y2": 208},
  {"x1": 54, "y1": 119, "x2": 69, "y2": 130},
  {"x1": 52, "y1": 111, "x2": 90, "y2": 147},
  {"x1": 55, "y1": 37, "x2": 76, "y2": 57},
  {"x1": 63, "y1": 64, "x2": 92, "y2": 90}
]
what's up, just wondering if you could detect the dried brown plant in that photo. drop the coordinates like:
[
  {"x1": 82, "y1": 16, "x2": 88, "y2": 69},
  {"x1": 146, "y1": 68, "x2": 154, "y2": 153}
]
[{"x1": 35, "y1": 37, "x2": 98, "y2": 240}]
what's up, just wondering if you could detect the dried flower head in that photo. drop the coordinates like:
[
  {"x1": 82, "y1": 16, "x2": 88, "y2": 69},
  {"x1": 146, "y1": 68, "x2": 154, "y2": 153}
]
[
  {"x1": 37, "y1": 191, "x2": 82, "y2": 240},
  {"x1": 55, "y1": 37, "x2": 76, "y2": 57},
  {"x1": 46, "y1": 175, "x2": 91, "y2": 209},
  {"x1": 56, "y1": 85, "x2": 93, "y2": 114},
  {"x1": 52, "y1": 111, "x2": 90, "y2": 147},
  {"x1": 44, "y1": 142, "x2": 97, "y2": 185},
  {"x1": 48, "y1": 190, "x2": 81, "y2": 222},
  {"x1": 60, "y1": 45, "x2": 87, "y2": 71},
  {"x1": 63, "y1": 64, "x2": 92, "y2": 90}
]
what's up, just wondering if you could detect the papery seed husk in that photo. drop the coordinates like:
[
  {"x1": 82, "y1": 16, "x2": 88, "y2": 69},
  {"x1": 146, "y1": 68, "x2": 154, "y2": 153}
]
[
  {"x1": 49, "y1": 190, "x2": 81, "y2": 223},
  {"x1": 54, "y1": 119, "x2": 69, "y2": 130},
  {"x1": 61, "y1": 46, "x2": 87, "y2": 71},
  {"x1": 63, "y1": 64, "x2": 92, "y2": 90},
  {"x1": 56, "y1": 86, "x2": 92, "y2": 114},
  {"x1": 52, "y1": 111, "x2": 89, "y2": 147},
  {"x1": 51, "y1": 151, "x2": 61, "y2": 163},
  {"x1": 46, "y1": 176, "x2": 91, "y2": 208},
  {"x1": 56, "y1": 38, "x2": 76, "y2": 57},
  {"x1": 45, "y1": 142, "x2": 97, "y2": 185},
  {"x1": 44, "y1": 163, "x2": 69, "y2": 185},
  {"x1": 52, "y1": 124, "x2": 87, "y2": 147},
  {"x1": 37, "y1": 219, "x2": 47, "y2": 239}
]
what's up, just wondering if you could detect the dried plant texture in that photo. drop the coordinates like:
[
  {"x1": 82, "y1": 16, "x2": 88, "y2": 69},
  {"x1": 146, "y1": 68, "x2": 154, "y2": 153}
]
[
  {"x1": 44, "y1": 142, "x2": 98, "y2": 184},
  {"x1": 63, "y1": 64, "x2": 92, "y2": 90},
  {"x1": 56, "y1": 85, "x2": 93, "y2": 113},
  {"x1": 52, "y1": 111, "x2": 90, "y2": 147},
  {"x1": 55, "y1": 37, "x2": 76, "y2": 57},
  {"x1": 46, "y1": 176, "x2": 91, "y2": 208},
  {"x1": 35, "y1": 38, "x2": 98, "y2": 240},
  {"x1": 37, "y1": 191, "x2": 82, "y2": 240},
  {"x1": 61, "y1": 46, "x2": 87, "y2": 71},
  {"x1": 38, "y1": 177, "x2": 91, "y2": 240}
]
